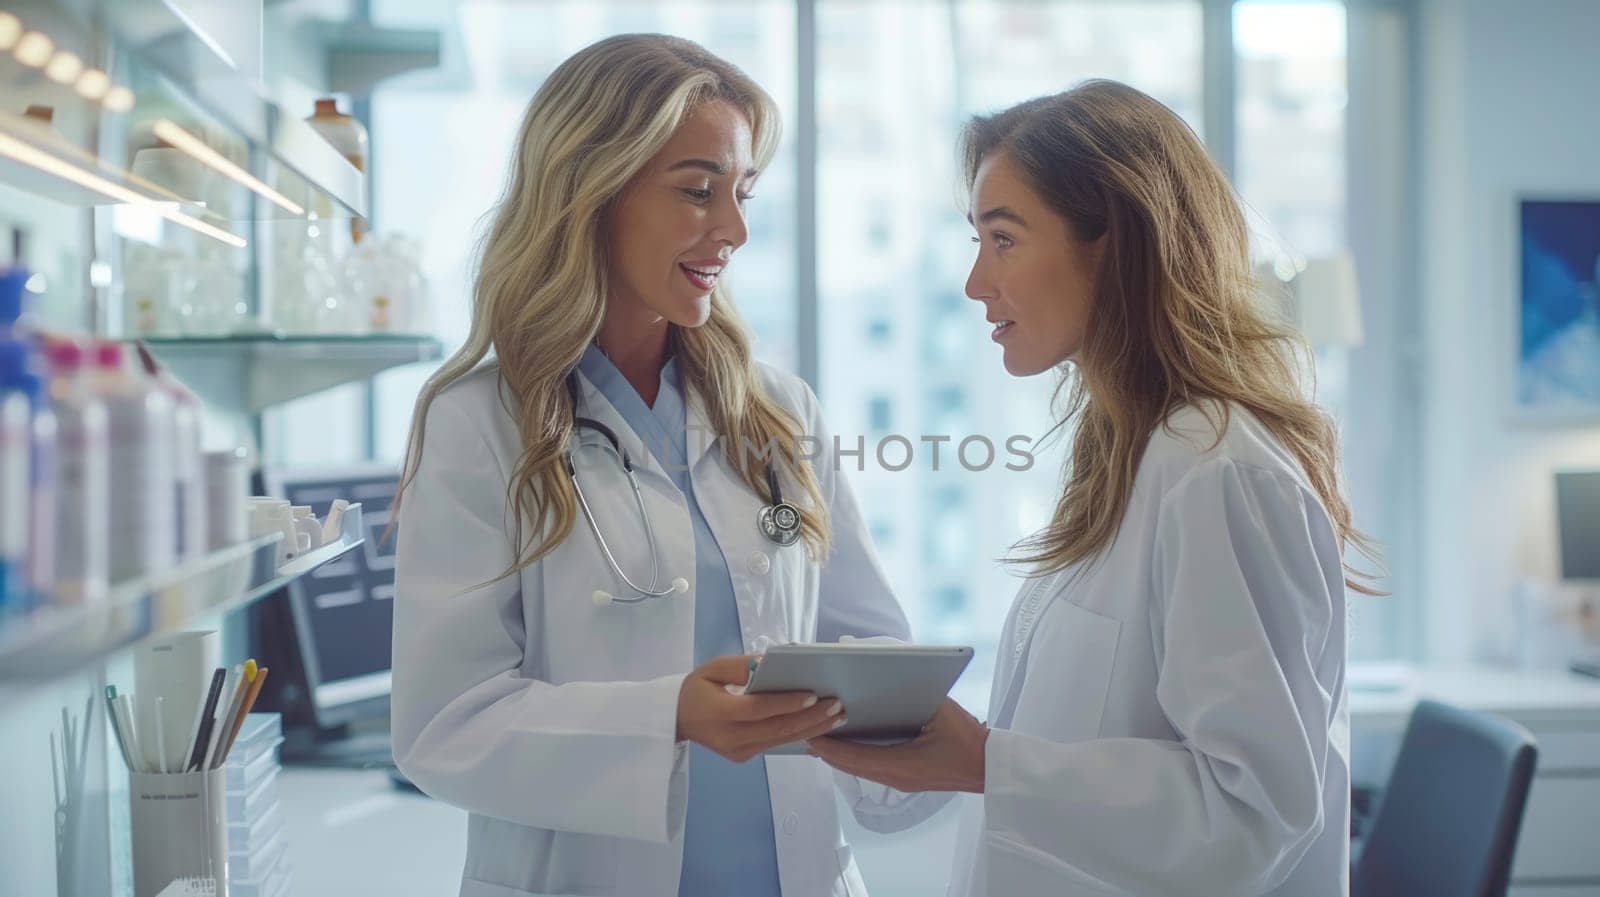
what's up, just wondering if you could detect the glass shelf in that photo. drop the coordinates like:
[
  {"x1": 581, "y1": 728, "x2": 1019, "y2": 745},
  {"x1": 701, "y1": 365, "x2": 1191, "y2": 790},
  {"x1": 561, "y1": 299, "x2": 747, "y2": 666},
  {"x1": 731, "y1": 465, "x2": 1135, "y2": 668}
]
[
  {"x1": 140, "y1": 333, "x2": 443, "y2": 414},
  {"x1": 0, "y1": 503, "x2": 365, "y2": 684},
  {"x1": 0, "y1": 0, "x2": 368, "y2": 223},
  {"x1": 315, "y1": 20, "x2": 443, "y2": 96}
]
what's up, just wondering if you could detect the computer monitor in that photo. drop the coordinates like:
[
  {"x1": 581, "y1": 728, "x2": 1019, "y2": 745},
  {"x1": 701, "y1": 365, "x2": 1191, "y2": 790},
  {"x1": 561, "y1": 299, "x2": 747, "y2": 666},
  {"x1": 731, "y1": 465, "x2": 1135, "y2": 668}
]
[
  {"x1": 1556, "y1": 471, "x2": 1600, "y2": 581},
  {"x1": 255, "y1": 464, "x2": 399, "y2": 735}
]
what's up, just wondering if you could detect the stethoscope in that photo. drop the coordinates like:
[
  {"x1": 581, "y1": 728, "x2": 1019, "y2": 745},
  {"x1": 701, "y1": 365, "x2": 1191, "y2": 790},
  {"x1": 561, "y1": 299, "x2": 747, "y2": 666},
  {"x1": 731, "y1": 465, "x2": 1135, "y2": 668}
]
[{"x1": 564, "y1": 373, "x2": 803, "y2": 607}]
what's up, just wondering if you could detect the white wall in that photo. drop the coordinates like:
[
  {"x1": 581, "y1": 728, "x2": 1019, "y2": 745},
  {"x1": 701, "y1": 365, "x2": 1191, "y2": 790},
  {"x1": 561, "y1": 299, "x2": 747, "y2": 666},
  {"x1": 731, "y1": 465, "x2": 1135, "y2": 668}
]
[{"x1": 1418, "y1": 0, "x2": 1600, "y2": 664}]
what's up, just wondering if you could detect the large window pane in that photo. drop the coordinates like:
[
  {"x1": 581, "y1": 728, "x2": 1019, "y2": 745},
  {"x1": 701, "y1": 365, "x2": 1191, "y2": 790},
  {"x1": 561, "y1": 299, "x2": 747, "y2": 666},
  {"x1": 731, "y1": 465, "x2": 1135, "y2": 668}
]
[
  {"x1": 817, "y1": 0, "x2": 1203, "y2": 716},
  {"x1": 365, "y1": 0, "x2": 799, "y2": 463},
  {"x1": 1235, "y1": 1, "x2": 1404, "y2": 659},
  {"x1": 1235, "y1": 1, "x2": 1348, "y2": 261}
]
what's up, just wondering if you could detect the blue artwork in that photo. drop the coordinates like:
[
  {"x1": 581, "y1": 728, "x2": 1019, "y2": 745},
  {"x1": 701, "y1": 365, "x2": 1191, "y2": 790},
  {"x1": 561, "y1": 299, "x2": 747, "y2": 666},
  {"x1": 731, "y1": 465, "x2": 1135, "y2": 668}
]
[{"x1": 1520, "y1": 199, "x2": 1600, "y2": 413}]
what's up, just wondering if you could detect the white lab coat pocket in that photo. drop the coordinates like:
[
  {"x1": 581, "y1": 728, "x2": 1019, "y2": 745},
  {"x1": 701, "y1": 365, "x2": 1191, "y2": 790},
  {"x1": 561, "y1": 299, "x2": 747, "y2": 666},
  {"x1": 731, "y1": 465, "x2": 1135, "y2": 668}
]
[{"x1": 1009, "y1": 601, "x2": 1120, "y2": 744}]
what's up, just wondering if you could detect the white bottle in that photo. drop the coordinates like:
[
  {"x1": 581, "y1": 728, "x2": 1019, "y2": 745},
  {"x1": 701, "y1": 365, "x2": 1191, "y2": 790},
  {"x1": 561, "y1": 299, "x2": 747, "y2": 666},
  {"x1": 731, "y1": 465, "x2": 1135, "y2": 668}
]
[
  {"x1": 0, "y1": 340, "x2": 33, "y2": 615},
  {"x1": 44, "y1": 341, "x2": 109, "y2": 606},
  {"x1": 89, "y1": 342, "x2": 176, "y2": 582},
  {"x1": 203, "y1": 447, "x2": 249, "y2": 550},
  {"x1": 25, "y1": 375, "x2": 56, "y2": 611},
  {"x1": 138, "y1": 352, "x2": 206, "y2": 563},
  {"x1": 0, "y1": 386, "x2": 28, "y2": 612},
  {"x1": 170, "y1": 394, "x2": 205, "y2": 562}
]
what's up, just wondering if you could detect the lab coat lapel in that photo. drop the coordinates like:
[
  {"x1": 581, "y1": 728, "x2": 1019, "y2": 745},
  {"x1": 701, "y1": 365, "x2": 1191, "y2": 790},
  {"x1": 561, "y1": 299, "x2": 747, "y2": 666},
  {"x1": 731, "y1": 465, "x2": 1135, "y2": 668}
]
[
  {"x1": 683, "y1": 382, "x2": 720, "y2": 473},
  {"x1": 573, "y1": 371, "x2": 675, "y2": 485}
]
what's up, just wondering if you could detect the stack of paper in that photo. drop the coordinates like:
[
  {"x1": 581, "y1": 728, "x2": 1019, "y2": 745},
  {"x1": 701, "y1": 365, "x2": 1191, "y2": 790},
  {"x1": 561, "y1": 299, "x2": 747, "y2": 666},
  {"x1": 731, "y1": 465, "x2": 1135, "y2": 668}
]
[{"x1": 224, "y1": 714, "x2": 291, "y2": 897}]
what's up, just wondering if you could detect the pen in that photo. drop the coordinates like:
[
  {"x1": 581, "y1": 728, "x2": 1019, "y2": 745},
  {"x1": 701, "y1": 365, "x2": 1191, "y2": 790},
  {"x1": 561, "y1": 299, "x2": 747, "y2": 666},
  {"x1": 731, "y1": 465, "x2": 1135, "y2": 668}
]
[
  {"x1": 185, "y1": 669, "x2": 227, "y2": 773},
  {"x1": 217, "y1": 666, "x2": 268, "y2": 767},
  {"x1": 202, "y1": 666, "x2": 240, "y2": 771},
  {"x1": 105, "y1": 687, "x2": 132, "y2": 770},
  {"x1": 208, "y1": 663, "x2": 252, "y2": 770}
]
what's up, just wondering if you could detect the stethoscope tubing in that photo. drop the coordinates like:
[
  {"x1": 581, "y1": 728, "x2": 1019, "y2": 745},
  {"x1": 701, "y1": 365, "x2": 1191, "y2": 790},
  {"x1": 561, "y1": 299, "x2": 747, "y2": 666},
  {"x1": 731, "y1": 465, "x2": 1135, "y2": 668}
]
[
  {"x1": 567, "y1": 432, "x2": 680, "y2": 602},
  {"x1": 564, "y1": 371, "x2": 801, "y2": 604}
]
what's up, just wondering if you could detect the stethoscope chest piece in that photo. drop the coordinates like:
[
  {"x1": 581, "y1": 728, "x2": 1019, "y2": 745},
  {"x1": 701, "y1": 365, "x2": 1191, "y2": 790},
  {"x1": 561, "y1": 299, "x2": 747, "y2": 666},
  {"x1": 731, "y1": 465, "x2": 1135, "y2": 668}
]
[{"x1": 758, "y1": 500, "x2": 802, "y2": 546}]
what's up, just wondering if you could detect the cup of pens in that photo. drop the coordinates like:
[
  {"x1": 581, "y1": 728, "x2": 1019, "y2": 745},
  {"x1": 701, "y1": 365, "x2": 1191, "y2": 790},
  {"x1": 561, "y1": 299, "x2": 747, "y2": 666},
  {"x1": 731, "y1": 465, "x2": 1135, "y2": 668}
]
[
  {"x1": 111, "y1": 648, "x2": 269, "y2": 897},
  {"x1": 128, "y1": 767, "x2": 229, "y2": 897}
]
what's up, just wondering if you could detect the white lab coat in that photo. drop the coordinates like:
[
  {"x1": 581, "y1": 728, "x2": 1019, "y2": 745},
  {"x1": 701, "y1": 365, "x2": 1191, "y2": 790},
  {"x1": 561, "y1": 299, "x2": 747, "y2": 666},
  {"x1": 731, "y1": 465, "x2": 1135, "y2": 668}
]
[
  {"x1": 391, "y1": 361, "x2": 928, "y2": 897},
  {"x1": 934, "y1": 403, "x2": 1351, "y2": 896}
]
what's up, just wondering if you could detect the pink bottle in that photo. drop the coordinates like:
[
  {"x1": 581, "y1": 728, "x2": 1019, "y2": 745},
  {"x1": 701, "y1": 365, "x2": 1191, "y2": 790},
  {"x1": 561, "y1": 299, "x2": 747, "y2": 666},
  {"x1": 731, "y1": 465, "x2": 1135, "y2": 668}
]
[{"x1": 88, "y1": 342, "x2": 176, "y2": 582}]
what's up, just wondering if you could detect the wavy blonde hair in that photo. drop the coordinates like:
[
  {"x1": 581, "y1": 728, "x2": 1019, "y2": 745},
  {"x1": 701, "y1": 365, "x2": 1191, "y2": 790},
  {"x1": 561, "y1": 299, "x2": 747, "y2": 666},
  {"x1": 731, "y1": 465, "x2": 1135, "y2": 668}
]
[
  {"x1": 397, "y1": 34, "x2": 829, "y2": 576},
  {"x1": 965, "y1": 80, "x2": 1381, "y2": 594}
]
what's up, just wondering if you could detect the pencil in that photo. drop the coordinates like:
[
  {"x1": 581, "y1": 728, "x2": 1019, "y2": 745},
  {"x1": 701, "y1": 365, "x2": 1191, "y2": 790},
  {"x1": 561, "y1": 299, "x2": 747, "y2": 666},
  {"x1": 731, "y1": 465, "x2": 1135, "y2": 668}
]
[{"x1": 217, "y1": 667, "x2": 269, "y2": 766}]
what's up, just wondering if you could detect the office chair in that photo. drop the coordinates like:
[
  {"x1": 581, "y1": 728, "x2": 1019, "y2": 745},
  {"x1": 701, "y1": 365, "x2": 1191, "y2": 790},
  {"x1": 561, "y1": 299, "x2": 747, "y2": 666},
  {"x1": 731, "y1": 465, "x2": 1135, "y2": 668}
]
[{"x1": 1351, "y1": 699, "x2": 1539, "y2": 897}]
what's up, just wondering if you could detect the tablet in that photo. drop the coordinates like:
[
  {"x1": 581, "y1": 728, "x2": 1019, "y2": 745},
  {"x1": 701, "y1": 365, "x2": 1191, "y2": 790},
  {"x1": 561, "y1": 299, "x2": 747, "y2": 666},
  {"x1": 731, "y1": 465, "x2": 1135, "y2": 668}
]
[{"x1": 744, "y1": 643, "x2": 973, "y2": 753}]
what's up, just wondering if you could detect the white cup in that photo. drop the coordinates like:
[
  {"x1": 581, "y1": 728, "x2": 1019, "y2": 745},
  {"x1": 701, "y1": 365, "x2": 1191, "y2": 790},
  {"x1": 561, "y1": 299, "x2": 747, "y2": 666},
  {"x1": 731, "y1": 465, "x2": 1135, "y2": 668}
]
[{"x1": 129, "y1": 768, "x2": 229, "y2": 897}]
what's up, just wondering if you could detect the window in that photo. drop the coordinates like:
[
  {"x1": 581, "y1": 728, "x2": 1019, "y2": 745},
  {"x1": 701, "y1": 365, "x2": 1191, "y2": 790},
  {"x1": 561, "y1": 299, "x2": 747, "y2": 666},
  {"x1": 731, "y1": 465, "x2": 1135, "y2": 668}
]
[
  {"x1": 817, "y1": 0, "x2": 1203, "y2": 711},
  {"x1": 361, "y1": 1, "x2": 799, "y2": 466},
  {"x1": 1234, "y1": 1, "x2": 1404, "y2": 659},
  {"x1": 345, "y1": 0, "x2": 1406, "y2": 679}
]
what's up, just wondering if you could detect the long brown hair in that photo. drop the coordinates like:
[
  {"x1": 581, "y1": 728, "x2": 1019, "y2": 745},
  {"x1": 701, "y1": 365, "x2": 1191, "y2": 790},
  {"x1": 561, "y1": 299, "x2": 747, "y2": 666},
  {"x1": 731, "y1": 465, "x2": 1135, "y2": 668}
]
[
  {"x1": 396, "y1": 34, "x2": 829, "y2": 579},
  {"x1": 964, "y1": 80, "x2": 1380, "y2": 594}
]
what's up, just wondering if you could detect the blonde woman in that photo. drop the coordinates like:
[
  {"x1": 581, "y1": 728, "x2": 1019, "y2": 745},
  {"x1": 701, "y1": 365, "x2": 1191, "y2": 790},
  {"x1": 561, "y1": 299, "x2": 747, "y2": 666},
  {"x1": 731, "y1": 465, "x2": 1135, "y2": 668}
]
[
  {"x1": 392, "y1": 35, "x2": 910, "y2": 897},
  {"x1": 808, "y1": 81, "x2": 1378, "y2": 896}
]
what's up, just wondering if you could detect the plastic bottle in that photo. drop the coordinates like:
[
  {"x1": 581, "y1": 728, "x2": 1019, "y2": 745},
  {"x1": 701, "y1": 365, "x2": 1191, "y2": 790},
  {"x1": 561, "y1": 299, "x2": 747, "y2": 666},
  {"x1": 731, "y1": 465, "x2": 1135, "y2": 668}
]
[
  {"x1": 134, "y1": 345, "x2": 206, "y2": 563},
  {"x1": 0, "y1": 342, "x2": 31, "y2": 617},
  {"x1": 45, "y1": 341, "x2": 109, "y2": 606},
  {"x1": 203, "y1": 447, "x2": 249, "y2": 550},
  {"x1": 24, "y1": 365, "x2": 56, "y2": 611},
  {"x1": 1, "y1": 238, "x2": 56, "y2": 609},
  {"x1": 89, "y1": 342, "x2": 176, "y2": 582},
  {"x1": 0, "y1": 244, "x2": 27, "y2": 337}
]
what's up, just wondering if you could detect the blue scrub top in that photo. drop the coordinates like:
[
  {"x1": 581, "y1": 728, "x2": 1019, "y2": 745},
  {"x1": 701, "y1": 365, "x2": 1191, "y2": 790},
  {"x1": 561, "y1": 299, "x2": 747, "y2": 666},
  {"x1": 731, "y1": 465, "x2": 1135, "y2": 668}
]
[{"x1": 577, "y1": 345, "x2": 781, "y2": 897}]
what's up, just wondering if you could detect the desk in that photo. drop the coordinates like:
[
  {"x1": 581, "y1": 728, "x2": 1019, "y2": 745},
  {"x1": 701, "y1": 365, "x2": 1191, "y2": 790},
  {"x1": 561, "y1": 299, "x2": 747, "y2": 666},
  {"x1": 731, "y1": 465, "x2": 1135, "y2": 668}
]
[
  {"x1": 277, "y1": 666, "x2": 1600, "y2": 897},
  {"x1": 277, "y1": 765, "x2": 958, "y2": 897},
  {"x1": 279, "y1": 768, "x2": 466, "y2": 896},
  {"x1": 1351, "y1": 666, "x2": 1600, "y2": 897}
]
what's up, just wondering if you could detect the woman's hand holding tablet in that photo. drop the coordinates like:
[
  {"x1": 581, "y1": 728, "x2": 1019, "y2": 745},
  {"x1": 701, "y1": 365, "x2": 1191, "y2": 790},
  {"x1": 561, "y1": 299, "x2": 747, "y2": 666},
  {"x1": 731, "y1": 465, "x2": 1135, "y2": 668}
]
[
  {"x1": 743, "y1": 643, "x2": 973, "y2": 753},
  {"x1": 676, "y1": 655, "x2": 849, "y2": 763}
]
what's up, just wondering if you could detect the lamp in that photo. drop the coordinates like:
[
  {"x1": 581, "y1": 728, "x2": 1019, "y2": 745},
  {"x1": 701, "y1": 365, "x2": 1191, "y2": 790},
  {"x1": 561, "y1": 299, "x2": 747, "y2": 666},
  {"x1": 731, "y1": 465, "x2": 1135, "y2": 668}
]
[{"x1": 1291, "y1": 251, "x2": 1364, "y2": 348}]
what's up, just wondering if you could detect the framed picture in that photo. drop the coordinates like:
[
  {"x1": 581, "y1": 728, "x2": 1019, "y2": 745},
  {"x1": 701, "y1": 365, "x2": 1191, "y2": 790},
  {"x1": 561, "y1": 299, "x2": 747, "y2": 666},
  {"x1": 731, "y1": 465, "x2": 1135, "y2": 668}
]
[{"x1": 1518, "y1": 198, "x2": 1600, "y2": 418}]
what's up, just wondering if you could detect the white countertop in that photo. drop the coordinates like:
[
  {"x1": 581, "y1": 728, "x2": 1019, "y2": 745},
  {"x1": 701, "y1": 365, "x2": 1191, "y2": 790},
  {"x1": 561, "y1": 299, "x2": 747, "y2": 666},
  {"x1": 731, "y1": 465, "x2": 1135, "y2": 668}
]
[
  {"x1": 272, "y1": 665, "x2": 1600, "y2": 895},
  {"x1": 279, "y1": 768, "x2": 466, "y2": 897},
  {"x1": 1348, "y1": 664, "x2": 1600, "y2": 723}
]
